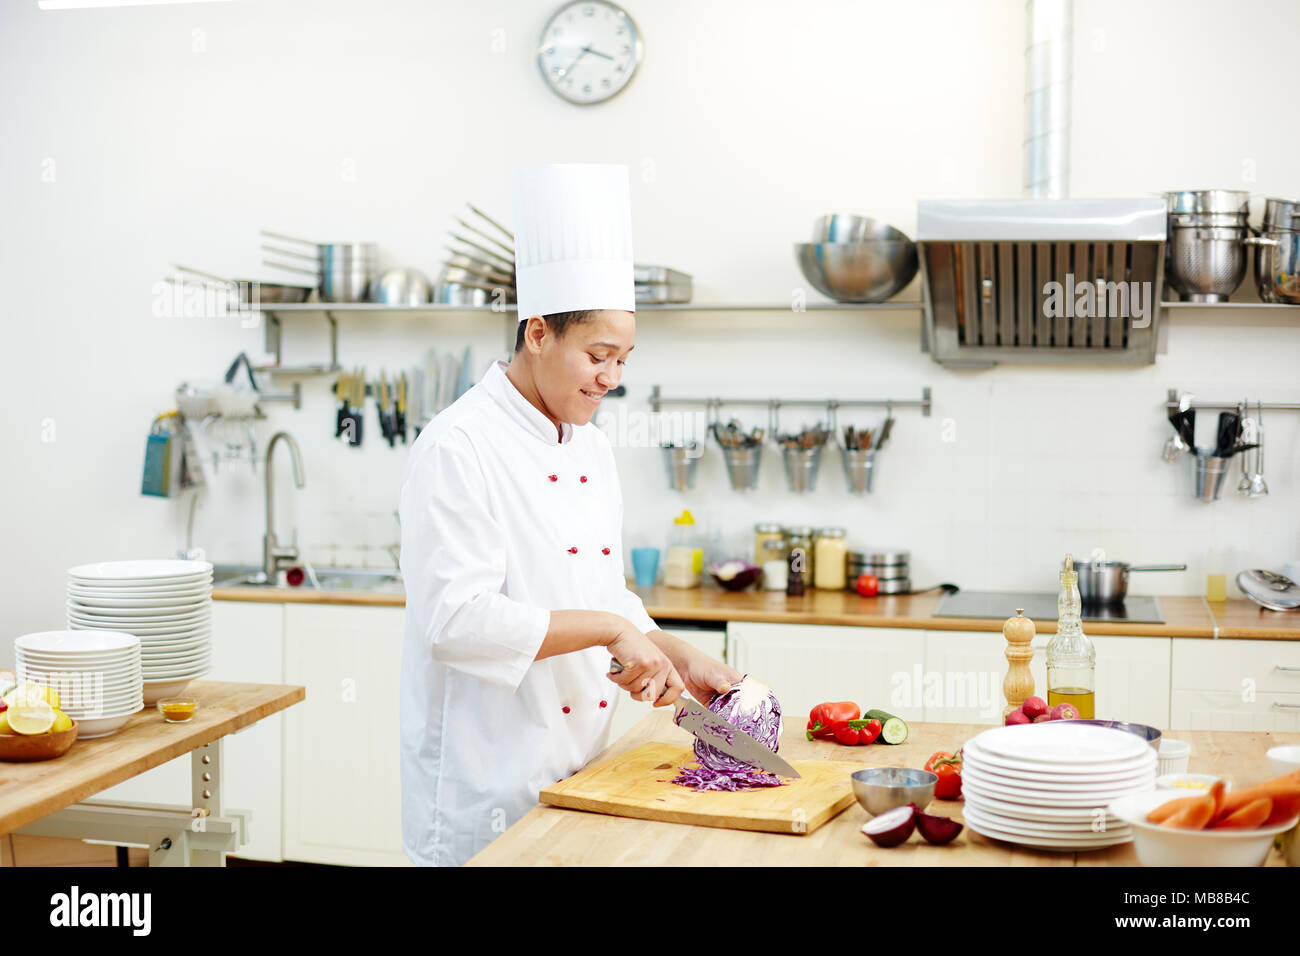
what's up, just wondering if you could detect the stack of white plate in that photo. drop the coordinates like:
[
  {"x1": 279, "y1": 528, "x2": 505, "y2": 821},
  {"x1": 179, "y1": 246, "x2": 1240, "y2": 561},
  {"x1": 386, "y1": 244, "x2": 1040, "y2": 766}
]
[
  {"x1": 66, "y1": 559, "x2": 212, "y2": 703},
  {"x1": 961, "y1": 722, "x2": 1157, "y2": 851},
  {"x1": 14, "y1": 630, "x2": 144, "y2": 739}
]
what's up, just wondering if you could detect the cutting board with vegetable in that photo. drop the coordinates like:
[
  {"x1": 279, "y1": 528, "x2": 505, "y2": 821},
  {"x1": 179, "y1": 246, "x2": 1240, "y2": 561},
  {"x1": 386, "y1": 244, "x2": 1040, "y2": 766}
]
[{"x1": 539, "y1": 742, "x2": 861, "y2": 834}]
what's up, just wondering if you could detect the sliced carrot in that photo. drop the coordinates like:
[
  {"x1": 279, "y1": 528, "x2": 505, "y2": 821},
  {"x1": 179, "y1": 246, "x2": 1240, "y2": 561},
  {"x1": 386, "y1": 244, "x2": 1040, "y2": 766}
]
[
  {"x1": 1147, "y1": 794, "x2": 1204, "y2": 824},
  {"x1": 1159, "y1": 792, "x2": 1218, "y2": 829},
  {"x1": 1210, "y1": 797, "x2": 1273, "y2": 829},
  {"x1": 1263, "y1": 794, "x2": 1300, "y2": 827},
  {"x1": 1213, "y1": 780, "x2": 1300, "y2": 824}
]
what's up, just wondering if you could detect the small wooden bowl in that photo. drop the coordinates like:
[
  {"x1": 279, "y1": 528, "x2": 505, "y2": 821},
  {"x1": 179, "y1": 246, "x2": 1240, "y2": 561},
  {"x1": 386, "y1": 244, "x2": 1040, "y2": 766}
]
[{"x1": 0, "y1": 723, "x2": 78, "y2": 762}]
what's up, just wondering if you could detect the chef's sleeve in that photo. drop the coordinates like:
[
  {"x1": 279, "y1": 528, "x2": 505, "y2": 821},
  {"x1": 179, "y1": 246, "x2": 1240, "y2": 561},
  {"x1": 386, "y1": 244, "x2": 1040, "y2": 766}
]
[{"x1": 399, "y1": 428, "x2": 550, "y2": 691}]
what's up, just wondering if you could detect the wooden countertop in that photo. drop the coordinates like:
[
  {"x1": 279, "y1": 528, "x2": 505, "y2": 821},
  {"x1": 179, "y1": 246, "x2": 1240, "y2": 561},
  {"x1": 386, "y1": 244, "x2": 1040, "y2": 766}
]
[
  {"x1": 467, "y1": 709, "x2": 1298, "y2": 867},
  {"x1": 0, "y1": 680, "x2": 305, "y2": 835},
  {"x1": 214, "y1": 581, "x2": 1300, "y2": 639}
]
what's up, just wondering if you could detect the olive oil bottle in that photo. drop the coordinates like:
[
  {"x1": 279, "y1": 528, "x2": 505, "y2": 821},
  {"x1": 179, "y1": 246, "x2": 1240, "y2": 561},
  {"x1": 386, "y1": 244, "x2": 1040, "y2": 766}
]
[{"x1": 1046, "y1": 554, "x2": 1096, "y2": 719}]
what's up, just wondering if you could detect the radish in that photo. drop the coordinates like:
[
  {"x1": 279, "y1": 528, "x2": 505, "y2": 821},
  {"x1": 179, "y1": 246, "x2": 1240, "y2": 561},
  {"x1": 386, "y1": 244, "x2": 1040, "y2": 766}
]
[
  {"x1": 1004, "y1": 708, "x2": 1031, "y2": 726},
  {"x1": 861, "y1": 805, "x2": 916, "y2": 847},
  {"x1": 1021, "y1": 696, "x2": 1048, "y2": 720},
  {"x1": 1050, "y1": 703, "x2": 1079, "y2": 721}
]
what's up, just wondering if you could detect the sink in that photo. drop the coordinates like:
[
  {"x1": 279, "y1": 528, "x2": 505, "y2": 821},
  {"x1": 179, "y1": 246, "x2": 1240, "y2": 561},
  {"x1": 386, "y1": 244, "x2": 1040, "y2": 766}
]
[{"x1": 212, "y1": 564, "x2": 404, "y2": 593}]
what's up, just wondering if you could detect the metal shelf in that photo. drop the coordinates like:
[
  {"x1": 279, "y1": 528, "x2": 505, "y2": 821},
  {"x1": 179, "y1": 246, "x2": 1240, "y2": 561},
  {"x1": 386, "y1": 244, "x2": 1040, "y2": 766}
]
[
  {"x1": 1163, "y1": 301, "x2": 1299, "y2": 310},
  {"x1": 250, "y1": 301, "x2": 922, "y2": 315}
]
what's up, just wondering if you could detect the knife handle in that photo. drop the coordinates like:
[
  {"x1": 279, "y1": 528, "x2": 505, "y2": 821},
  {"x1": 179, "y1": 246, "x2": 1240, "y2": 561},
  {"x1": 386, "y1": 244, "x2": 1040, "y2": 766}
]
[{"x1": 609, "y1": 658, "x2": 624, "y2": 675}]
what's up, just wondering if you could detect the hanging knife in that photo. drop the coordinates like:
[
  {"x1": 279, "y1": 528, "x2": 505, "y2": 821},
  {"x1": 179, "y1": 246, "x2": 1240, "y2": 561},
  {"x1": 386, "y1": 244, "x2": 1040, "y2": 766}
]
[
  {"x1": 396, "y1": 371, "x2": 407, "y2": 443},
  {"x1": 608, "y1": 660, "x2": 799, "y2": 778}
]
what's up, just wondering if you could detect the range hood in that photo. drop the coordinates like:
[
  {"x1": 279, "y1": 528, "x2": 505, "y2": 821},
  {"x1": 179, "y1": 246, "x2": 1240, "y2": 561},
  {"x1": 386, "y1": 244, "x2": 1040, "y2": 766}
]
[{"x1": 916, "y1": 199, "x2": 1168, "y2": 368}]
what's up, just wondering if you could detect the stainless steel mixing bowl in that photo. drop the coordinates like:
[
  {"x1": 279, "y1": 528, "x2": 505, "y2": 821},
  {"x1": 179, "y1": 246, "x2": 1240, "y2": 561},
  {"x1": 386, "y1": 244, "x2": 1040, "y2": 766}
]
[{"x1": 794, "y1": 239, "x2": 919, "y2": 302}]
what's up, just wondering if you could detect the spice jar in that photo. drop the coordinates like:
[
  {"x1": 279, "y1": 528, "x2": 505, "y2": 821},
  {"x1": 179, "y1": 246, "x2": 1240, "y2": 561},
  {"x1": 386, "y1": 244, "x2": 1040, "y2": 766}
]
[
  {"x1": 753, "y1": 523, "x2": 784, "y2": 567},
  {"x1": 813, "y1": 527, "x2": 847, "y2": 590},
  {"x1": 761, "y1": 537, "x2": 788, "y2": 591},
  {"x1": 785, "y1": 526, "x2": 814, "y2": 586}
]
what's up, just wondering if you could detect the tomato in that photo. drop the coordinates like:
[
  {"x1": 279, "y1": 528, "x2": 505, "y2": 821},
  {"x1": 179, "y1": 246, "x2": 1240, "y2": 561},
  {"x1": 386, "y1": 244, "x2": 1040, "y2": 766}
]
[
  {"x1": 925, "y1": 750, "x2": 963, "y2": 800},
  {"x1": 855, "y1": 574, "x2": 880, "y2": 597}
]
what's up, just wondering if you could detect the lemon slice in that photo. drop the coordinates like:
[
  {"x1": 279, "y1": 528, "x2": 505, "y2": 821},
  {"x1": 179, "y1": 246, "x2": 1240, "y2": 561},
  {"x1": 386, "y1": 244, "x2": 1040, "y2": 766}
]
[
  {"x1": 0, "y1": 713, "x2": 10, "y2": 735},
  {"x1": 8, "y1": 701, "x2": 55, "y2": 735},
  {"x1": 4, "y1": 681, "x2": 60, "y2": 710},
  {"x1": 51, "y1": 709, "x2": 74, "y2": 733}
]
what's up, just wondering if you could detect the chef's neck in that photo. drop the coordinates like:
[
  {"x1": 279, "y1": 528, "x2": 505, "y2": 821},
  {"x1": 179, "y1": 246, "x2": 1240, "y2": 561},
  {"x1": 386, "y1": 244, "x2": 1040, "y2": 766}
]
[{"x1": 505, "y1": 355, "x2": 565, "y2": 442}]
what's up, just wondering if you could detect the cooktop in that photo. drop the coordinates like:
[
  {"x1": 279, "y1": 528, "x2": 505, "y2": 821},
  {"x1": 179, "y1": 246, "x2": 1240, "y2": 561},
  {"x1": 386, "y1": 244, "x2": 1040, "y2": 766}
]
[{"x1": 932, "y1": 590, "x2": 1164, "y2": 624}]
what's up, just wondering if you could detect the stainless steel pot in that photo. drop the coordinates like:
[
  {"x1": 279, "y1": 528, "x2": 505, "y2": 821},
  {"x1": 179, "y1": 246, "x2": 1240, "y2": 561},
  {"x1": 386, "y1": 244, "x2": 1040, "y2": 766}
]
[
  {"x1": 1164, "y1": 189, "x2": 1250, "y2": 216},
  {"x1": 318, "y1": 242, "x2": 376, "y2": 303},
  {"x1": 1261, "y1": 197, "x2": 1300, "y2": 232},
  {"x1": 1247, "y1": 230, "x2": 1300, "y2": 303},
  {"x1": 1074, "y1": 560, "x2": 1187, "y2": 605}
]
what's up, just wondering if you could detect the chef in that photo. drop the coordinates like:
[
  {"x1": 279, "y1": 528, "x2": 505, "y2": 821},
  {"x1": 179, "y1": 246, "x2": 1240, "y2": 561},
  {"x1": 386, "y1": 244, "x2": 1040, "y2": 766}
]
[{"x1": 398, "y1": 163, "x2": 741, "y2": 867}]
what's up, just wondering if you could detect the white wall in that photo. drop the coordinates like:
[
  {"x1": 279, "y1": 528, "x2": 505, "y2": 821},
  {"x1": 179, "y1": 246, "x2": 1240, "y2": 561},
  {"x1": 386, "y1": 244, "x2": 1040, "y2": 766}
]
[{"x1": 2, "y1": 0, "x2": 1298, "y2": 651}]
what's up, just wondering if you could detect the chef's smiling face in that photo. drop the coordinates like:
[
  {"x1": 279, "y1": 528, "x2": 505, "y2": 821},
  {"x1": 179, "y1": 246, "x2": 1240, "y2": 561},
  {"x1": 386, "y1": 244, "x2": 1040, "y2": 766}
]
[{"x1": 511, "y1": 309, "x2": 635, "y2": 432}]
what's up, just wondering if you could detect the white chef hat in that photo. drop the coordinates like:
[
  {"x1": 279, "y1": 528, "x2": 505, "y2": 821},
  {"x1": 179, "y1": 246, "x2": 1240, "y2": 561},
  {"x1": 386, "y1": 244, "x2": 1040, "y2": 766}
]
[{"x1": 511, "y1": 163, "x2": 635, "y2": 322}]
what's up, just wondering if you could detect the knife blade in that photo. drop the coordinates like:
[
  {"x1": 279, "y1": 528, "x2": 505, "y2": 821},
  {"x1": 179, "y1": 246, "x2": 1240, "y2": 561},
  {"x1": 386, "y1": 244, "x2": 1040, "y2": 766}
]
[{"x1": 608, "y1": 659, "x2": 800, "y2": 779}]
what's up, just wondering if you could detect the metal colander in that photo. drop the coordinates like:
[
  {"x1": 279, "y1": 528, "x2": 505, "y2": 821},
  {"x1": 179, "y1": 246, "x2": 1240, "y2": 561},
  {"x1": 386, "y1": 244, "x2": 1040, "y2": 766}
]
[{"x1": 1166, "y1": 225, "x2": 1247, "y2": 302}]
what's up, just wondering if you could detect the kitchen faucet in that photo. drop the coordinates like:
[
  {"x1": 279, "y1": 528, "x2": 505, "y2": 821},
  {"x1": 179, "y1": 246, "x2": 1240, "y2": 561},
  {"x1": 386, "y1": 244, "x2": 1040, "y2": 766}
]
[{"x1": 263, "y1": 431, "x2": 305, "y2": 581}]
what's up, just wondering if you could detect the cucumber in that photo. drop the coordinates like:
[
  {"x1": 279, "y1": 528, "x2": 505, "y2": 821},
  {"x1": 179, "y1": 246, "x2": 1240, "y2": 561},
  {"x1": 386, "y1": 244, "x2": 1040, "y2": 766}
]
[{"x1": 863, "y1": 708, "x2": 908, "y2": 745}]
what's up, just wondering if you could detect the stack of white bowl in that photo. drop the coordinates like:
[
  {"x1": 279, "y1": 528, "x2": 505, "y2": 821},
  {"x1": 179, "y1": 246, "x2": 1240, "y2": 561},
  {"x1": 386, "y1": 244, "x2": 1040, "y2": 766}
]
[
  {"x1": 961, "y1": 722, "x2": 1157, "y2": 851},
  {"x1": 14, "y1": 630, "x2": 144, "y2": 739},
  {"x1": 66, "y1": 559, "x2": 212, "y2": 704}
]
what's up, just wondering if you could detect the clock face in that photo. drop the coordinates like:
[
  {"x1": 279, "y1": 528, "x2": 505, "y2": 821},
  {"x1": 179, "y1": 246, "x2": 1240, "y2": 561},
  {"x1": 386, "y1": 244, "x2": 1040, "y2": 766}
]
[{"x1": 537, "y1": 1, "x2": 642, "y2": 105}]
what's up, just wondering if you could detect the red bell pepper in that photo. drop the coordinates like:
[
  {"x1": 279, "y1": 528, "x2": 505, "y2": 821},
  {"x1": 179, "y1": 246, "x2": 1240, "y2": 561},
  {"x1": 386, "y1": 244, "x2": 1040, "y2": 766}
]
[
  {"x1": 925, "y1": 749, "x2": 963, "y2": 799},
  {"x1": 830, "y1": 717, "x2": 881, "y2": 746},
  {"x1": 807, "y1": 701, "x2": 860, "y2": 740}
]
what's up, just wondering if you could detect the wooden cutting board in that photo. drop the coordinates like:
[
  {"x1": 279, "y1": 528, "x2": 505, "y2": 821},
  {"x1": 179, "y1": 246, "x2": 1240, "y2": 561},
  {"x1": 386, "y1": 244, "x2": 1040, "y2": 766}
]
[{"x1": 539, "y1": 742, "x2": 861, "y2": 835}]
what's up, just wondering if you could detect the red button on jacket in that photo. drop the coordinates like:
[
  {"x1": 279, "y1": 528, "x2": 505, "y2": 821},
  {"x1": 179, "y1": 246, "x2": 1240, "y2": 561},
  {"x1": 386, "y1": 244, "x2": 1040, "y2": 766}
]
[
  {"x1": 562, "y1": 706, "x2": 571, "y2": 715},
  {"x1": 602, "y1": 548, "x2": 611, "y2": 555},
  {"x1": 548, "y1": 474, "x2": 558, "y2": 482},
  {"x1": 567, "y1": 547, "x2": 578, "y2": 554},
  {"x1": 579, "y1": 475, "x2": 588, "y2": 483}
]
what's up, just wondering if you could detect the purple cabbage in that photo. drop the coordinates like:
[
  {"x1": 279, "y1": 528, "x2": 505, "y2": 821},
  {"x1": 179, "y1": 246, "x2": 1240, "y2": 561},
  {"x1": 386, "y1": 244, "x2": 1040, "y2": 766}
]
[{"x1": 671, "y1": 676, "x2": 787, "y2": 792}]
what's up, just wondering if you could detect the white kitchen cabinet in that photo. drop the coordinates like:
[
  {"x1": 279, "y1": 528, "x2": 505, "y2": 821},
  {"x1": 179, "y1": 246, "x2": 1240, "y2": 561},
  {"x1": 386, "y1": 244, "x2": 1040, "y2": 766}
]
[
  {"x1": 282, "y1": 603, "x2": 410, "y2": 867},
  {"x1": 922, "y1": 630, "x2": 1011, "y2": 725},
  {"x1": 96, "y1": 600, "x2": 286, "y2": 862},
  {"x1": 725, "y1": 622, "x2": 925, "y2": 725},
  {"x1": 1169, "y1": 639, "x2": 1300, "y2": 731},
  {"x1": 1025, "y1": 634, "x2": 1172, "y2": 730},
  {"x1": 607, "y1": 623, "x2": 727, "y2": 744}
]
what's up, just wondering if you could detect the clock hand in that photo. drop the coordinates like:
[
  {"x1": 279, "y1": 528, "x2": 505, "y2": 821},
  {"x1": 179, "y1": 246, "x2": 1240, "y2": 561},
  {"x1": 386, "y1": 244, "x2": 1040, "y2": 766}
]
[
  {"x1": 561, "y1": 48, "x2": 589, "y2": 76},
  {"x1": 581, "y1": 45, "x2": 614, "y2": 61}
]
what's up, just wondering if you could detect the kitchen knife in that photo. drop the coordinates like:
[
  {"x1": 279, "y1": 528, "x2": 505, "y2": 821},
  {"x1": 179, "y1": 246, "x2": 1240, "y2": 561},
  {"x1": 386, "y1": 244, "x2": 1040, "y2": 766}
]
[{"x1": 608, "y1": 659, "x2": 800, "y2": 779}]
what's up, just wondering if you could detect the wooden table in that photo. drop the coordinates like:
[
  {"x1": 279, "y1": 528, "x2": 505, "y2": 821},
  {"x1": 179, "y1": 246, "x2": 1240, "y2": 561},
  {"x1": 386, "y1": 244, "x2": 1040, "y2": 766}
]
[
  {"x1": 1, "y1": 680, "x2": 304, "y2": 866},
  {"x1": 467, "y1": 712, "x2": 1299, "y2": 866}
]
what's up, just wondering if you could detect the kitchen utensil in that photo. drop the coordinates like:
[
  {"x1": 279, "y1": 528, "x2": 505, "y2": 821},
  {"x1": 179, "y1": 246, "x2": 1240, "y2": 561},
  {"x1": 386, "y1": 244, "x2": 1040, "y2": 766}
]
[
  {"x1": 1192, "y1": 452, "x2": 1229, "y2": 501},
  {"x1": 371, "y1": 268, "x2": 432, "y2": 305},
  {"x1": 261, "y1": 232, "x2": 377, "y2": 303},
  {"x1": 0, "y1": 722, "x2": 78, "y2": 763},
  {"x1": 1235, "y1": 569, "x2": 1300, "y2": 611},
  {"x1": 1248, "y1": 401, "x2": 1268, "y2": 497},
  {"x1": 1113, "y1": 790, "x2": 1298, "y2": 867},
  {"x1": 607, "y1": 660, "x2": 799, "y2": 778},
  {"x1": 850, "y1": 767, "x2": 937, "y2": 815},
  {"x1": 442, "y1": 247, "x2": 516, "y2": 284},
  {"x1": 839, "y1": 447, "x2": 877, "y2": 494},
  {"x1": 1165, "y1": 222, "x2": 1248, "y2": 302},
  {"x1": 1163, "y1": 189, "x2": 1250, "y2": 217},
  {"x1": 1074, "y1": 560, "x2": 1187, "y2": 604},
  {"x1": 794, "y1": 239, "x2": 919, "y2": 302},
  {"x1": 170, "y1": 264, "x2": 314, "y2": 307},
  {"x1": 466, "y1": 202, "x2": 514, "y2": 243},
  {"x1": 661, "y1": 444, "x2": 700, "y2": 491},
  {"x1": 538, "y1": 742, "x2": 855, "y2": 835},
  {"x1": 811, "y1": 214, "x2": 911, "y2": 244},
  {"x1": 1214, "y1": 411, "x2": 1240, "y2": 458},
  {"x1": 1246, "y1": 229, "x2": 1300, "y2": 303},
  {"x1": 1266, "y1": 744, "x2": 1300, "y2": 776}
]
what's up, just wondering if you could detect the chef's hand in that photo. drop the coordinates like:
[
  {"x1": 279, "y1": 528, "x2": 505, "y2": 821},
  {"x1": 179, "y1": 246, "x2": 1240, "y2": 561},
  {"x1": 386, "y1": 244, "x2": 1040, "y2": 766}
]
[
  {"x1": 660, "y1": 638, "x2": 743, "y2": 705},
  {"x1": 606, "y1": 627, "x2": 684, "y2": 707}
]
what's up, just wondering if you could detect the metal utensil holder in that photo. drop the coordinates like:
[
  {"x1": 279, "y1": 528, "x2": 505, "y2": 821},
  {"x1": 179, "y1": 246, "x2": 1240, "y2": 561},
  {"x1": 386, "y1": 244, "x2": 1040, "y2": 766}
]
[
  {"x1": 1192, "y1": 452, "x2": 1229, "y2": 501},
  {"x1": 709, "y1": 402, "x2": 762, "y2": 491},
  {"x1": 772, "y1": 402, "x2": 828, "y2": 494},
  {"x1": 831, "y1": 402, "x2": 881, "y2": 495},
  {"x1": 661, "y1": 444, "x2": 701, "y2": 491}
]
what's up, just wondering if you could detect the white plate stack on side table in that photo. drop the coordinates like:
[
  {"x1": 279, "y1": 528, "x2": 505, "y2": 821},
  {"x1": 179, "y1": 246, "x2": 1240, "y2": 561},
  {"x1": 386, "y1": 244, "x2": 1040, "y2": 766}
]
[
  {"x1": 960, "y1": 722, "x2": 1158, "y2": 851},
  {"x1": 14, "y1": 630, "x2": 144, "y2": 738},
  {"x1": 65, "y1": 559, "x2": 213, "y2": 704}
]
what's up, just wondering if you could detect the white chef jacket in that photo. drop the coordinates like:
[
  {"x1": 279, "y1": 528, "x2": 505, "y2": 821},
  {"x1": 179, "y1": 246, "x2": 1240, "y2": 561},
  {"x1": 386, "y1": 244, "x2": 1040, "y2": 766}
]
[{"x1": 398, "y1": 359, "x2": 660, "y2": 867}]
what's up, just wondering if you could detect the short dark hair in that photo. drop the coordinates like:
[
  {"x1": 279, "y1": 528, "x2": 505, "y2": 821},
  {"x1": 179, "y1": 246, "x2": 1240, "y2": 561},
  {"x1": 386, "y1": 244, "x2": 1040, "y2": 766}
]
[{"x1": 514, "y1": 310, "x2": 598, "y2": 353}]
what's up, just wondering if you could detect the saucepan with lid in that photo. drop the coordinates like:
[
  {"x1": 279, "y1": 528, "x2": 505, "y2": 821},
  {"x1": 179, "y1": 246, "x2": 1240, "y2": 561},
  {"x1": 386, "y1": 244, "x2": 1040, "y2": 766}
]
[{"x1": 1074, "y1": 560, "x2": 1187, "y2": 606}]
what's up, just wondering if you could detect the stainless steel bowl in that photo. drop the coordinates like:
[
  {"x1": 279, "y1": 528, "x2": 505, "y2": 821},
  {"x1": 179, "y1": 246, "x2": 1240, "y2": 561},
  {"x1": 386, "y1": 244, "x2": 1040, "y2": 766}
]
[
  {"x1": 1060, "y1": 719, "x2": 1162, "y2": 751},
  {"x1": 794, "y1": 240, "x2": 919, "y2": 302},
  {"x1": 371, "y1": 268, "x2": 432, "y2": 305},
  {"x1": 812, "y1": 214, "x2": 910, "y2": 244},
  {"x1": 1166, "y1": 224, "x2": 1248, "y2": 302},
  {"x1": 851, "y1": 767, "x2": 936, "y2": 815},
  {"x1": 1248, "y1": 230, "x2": 1300, "y2": 303},
  {"x1": 1074, "y1": 560, "x2": 1187, "y2": 605},
  {"x1": 1165, "y1": 189, "x2": 1250, "y2": 216}
]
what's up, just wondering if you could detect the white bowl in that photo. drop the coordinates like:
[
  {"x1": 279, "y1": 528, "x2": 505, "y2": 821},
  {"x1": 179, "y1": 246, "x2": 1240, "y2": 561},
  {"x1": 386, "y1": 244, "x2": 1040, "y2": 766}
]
[
  {"x1": 73, "y1": 711, "x2": 142, "y2": 739},
  {"x1": 142, "y1": 679, "x2": 194, "y2": 703},
  {"x1": 1157, "y1": 738, "x2": 1191, "y2": 776},
  {"x1": 1110, "y1": 790, "x2": 1298, "y2": 867},
  {"x1": 1267, "y1": 745, "x2": 1300, "y2": 777},
  {"x1": 15, "y1": 630, "x2": 140, "y2": 654}
]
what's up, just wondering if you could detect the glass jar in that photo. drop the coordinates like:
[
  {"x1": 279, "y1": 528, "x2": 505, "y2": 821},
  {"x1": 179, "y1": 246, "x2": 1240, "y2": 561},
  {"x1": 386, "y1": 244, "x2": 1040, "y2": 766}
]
[
  {"x1": 786, "y1": 526, "x2": 813, "y2": 584},
  {"x1": 813, "y1": 527, "x2": 847, "y2": 590},
  {"x1": 753, "y1": 523, "x2": 784, "y2": 567},
  {"x1": 761, "y1": 538, "x2": 788, "y2": 591}
]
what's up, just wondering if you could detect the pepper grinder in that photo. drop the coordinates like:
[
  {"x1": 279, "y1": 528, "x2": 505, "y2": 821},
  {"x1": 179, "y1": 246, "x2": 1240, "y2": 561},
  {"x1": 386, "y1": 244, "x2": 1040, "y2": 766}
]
[{"x1": 1002, "y1": 608, "x2": 1036, "y2": 719}]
